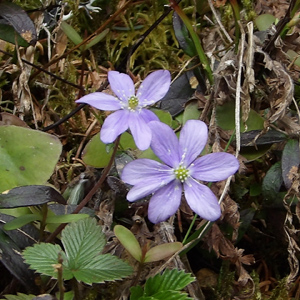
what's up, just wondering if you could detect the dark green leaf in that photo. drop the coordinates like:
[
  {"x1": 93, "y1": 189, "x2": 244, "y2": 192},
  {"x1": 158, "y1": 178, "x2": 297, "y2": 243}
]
[
  {"x1": 0, "y1": 24, "x2": 29, "y2": 47},
  {"x1": 0, "y1": 1, "x2": 36, "y2": 45},
  {"x1": 0, "y1": 229, "x2": 37, "y2": 291},
  {"x1": 282, "y1": 139, "x2": 300, "y2": 189},
  {"x1": 0, "y1": 185, "x2": 66, "y2": 209},
  {"x1": 262, "y1": 162, "x2": 283, "y2": 206},
  {"x1": 173, "y1": 12, "x2": 196, "y2": 57}
]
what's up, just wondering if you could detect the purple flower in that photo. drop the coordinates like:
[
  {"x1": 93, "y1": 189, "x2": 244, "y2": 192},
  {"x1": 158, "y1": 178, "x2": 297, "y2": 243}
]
[
  {"x1": 121, "y1": 120, "x2": 239, "y2": 224},
  {"x1": 76, "y1": 70, "x2": 171, "y2": 150}
]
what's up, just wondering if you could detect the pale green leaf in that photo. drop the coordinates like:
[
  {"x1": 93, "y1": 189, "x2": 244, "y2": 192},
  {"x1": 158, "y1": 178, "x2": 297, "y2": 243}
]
[
  {"x1": 71, "y1": 254, "x2": 133, "y2": 284},
  {"x1": 144, "y1": 269, "x2": 195, "y2": 295},
  {"x1": 0, "y1": 126, "x2": 62, "y2": 193},
  {"x1": 23, "y1": 243, "x2": 73, "y2": 280},
  {"x1": 61, "y1": 218, "x2": 106, "y2": 268},
  {"x1": 85, "y1": 28, "x2": 109, "y2": 49},
  {"x1": 61, "y1": 21, "x2": 83, "y2": 45},
  {"x1": 82, "y1": 135, "x2": 113, "y2": 168},
  {"x1": 114, "y1": 225, "x2": 142, "y2": 262},
  {"x1": 1, "y1": 292, "x2": 35, "y2": 300},
  {"x1": 46, "y1": 213, "x2": 89, "y2": 224},
  {"x1": 3, "y1": 213, "x2": 41, "y2": 230},
  {"x1": 144, "y1": 242, "x2": 182, "y2": 263}
]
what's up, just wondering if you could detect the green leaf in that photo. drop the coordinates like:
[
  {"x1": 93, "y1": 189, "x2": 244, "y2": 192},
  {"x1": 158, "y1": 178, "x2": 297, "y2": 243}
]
[
  {"x1": 62, "y1": 219, "x2": 132, "y2": 283},
  {"x1": 262, "y1": 162, "x2": 284, "y2": 206},
  {"x1": 144, "y1": 269, "x2": 195, "y2": 296},
  {"x1": 173, "y1": 12, "x2": 197, "y2": 57},
  {"x1": 3, "y1": 213, "x2": 40, "y2": 230},
  {"x1": 144, "y1": 242, "x2": 182, "y2": 263},
  {"x1": 82, "y1": 134, "x2": 113, "y2": 168},
  {"x1": 0, "y1": 1, "x2": 36, "y2": 45},
  {"x1": 61, "y1": 21, "x2": 83, "y2": 46},
  {"x1": 46, "y1": 213, "x2": 89, "y2": 224},
  {"x1": 282, "y1": 139, "x2": 300, "y2": 189},
  {"x1": 71, "y1": 253, "x2": 133, "y2": 284},
  {"x1": 62, "y1": 218, "x2": 106, "y2": 268},
  {"x1": 120, "y1": 132, "x2": 137, "y2": 150},
  {"x1": 150, "y1": 291, "x2": 191, "y2": 300},
  {"x1": 182, "y1": 100, "x2": 201, "y2": 124},
  {"x1": 255, "y1": 14, "x2": 277, "y2": 31},
  {"x1": 0, "y1": 230, "x2": 37, "y2": 290},
  {"x1": 1, "y1": 293, "x2": 35, "y2": 300},
  {"x1": 130, "y1": 286, "x2": 144, "y2": 300},
  {"x1": 0, "y1": 126, "x2": 62, "y2": 193},
  {"x1": 152, "y1": 109, "x2": 173, "y2": 126},
  {"x1": 0, "y1": 24, "x2": 29, "y2": 47},
  {"x1": 85, "y1": 28, "x2": 110, "y2": 50},
  {"x1": 0, "y1": 185, "x2": 66, "y2": 208},
  {"x1": 114, "y1": 225, "x2": 142, "y2": 262},
  {"x1": 23, "y1": 243, "x2": 73, "y2": 280},
  {"x1": 216, "y1": 102, "x2": 264, "y2": 131}
]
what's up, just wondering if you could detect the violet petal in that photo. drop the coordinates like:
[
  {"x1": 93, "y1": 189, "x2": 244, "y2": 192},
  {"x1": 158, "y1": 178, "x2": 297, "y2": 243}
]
[
  {"x1": 76, "y1": 93, "x2": 121, "y2": 110},
  {"x1": 189, "y1": 152, "x2": 239, "y2": 181},
  {"x1": 128, "y1": 113, "x2": 152, "y2": 150},
  {"x1": 148, "y1": 180, "x2": 182, "y2": 224},
  {"x1": 126, "y1": 177, "x2": 174, "y2": 202},
  {"x1": 137, "y1": 70, "x2": 171, "y2": 106},
  {"x1": 121, "y1": 158, "x2": 174, "y2": 185},
  {"x1": 139, "y1": 108, "x2": 159, "y2": 123},
  {"x1": 100, "y1": 110, "x2": 130, "y2": 143},
  {"x1": 179, "y1": 120, "x2": 208, "y2": 166},
  {"x1": 148, "y1": 121, "x2": 181, "y2": 167},
  {"x1": 184, "y1": 178, "x2": 221, "y2": 221},
  {"x1": 108, "y1": 71, "x2": 135, "y2": 102}
]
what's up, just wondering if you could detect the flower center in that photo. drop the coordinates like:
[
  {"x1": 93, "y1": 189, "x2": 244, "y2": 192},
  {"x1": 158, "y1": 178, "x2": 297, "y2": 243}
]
[
  {"x1": 174, "y1": 165, "x2": 189, "y2": 182},
  {"x1": 128, "y1": 96, "x2": 139, "y2": 111}
]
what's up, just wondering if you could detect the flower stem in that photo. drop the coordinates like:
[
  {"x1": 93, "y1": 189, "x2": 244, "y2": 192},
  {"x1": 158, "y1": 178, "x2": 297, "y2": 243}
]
[{"x1": 169, "y1": 0, "x2": 213, "y2": 84}]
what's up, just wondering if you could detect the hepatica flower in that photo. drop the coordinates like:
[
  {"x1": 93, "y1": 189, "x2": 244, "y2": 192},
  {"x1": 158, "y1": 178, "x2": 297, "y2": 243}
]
[
  {"x1": 122, "y1": 120, "x2": 239, "y2": 224},
  {"x1": 76, "y1": 70, "x2": 171, "y2": 150}
]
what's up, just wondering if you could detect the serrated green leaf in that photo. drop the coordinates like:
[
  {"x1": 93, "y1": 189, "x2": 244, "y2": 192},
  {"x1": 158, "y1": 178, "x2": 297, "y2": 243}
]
[
  {"x1": 144, "y1": 269, "x2": 194, "y2": 296},
  {"x1": 144, "y1": 242, "x2": 182, "y2": 263},
  {"x1": 23, "y1": 243, "x2": 73, "y2": 280},
  {"x1": 130, "y1": 286, "x2": 144, "y2": 300},
  {"x1": 71, "y1": 253, "x2": 133, "y2": 284},
  {"x1": 62, "y1": 218, "x2": 106, "y2": 269},
  {"x1": 1, "y1": 292, "x2": 35, "y2": 300},
  {"x1": 114, "y1": 225, "x2": 142, "y2": 262},
  {"x1": 0, "y1": 126, "x2": 62, "y2": 193},
  {"x1": 151, "y1": 290, "x2": 191, "y2": 300},
  {"x1": 82, "y1": 134, "x2": 113, "y2": 168}
]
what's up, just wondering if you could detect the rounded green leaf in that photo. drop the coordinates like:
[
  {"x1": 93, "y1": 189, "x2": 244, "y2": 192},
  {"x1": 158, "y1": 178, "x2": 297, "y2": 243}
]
[
  {"x1": 0, "y1": 126, "x2": 62, "y2": 193},
  {"x1": 144, "y1": 242, "x2": 182, "y2": 263},
  {"x1": 114, "y1": 225, "x2": 142, "y2": 262},
  {"x1": 82, "y1": 134, "x2": 113, "y2": 168}
]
